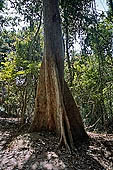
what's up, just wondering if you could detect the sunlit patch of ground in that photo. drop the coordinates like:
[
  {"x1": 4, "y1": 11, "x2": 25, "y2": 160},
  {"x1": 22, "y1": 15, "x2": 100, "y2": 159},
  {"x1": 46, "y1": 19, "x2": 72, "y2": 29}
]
[
  {"x1": 0, "y1": 117, "x2": 113, "y2": 170},
  {"x1": 0, "y1": 133, "x2": 66, "y2": 170}
]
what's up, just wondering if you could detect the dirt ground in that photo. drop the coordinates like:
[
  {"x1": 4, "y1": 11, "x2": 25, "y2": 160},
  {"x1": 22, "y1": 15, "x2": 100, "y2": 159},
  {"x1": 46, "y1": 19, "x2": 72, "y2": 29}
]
[{"x1": 0, "y1": 116, "x2": 113, "y2": 170}]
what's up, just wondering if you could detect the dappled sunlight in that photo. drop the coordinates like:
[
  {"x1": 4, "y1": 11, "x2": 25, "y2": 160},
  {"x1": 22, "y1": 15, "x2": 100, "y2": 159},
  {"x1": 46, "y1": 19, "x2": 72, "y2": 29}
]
[
  {"x1": 0, "y1": 124, "x2": 66, "y2": 170},
  {"x1": 0, "y1": 139, "x2": 66, "y2": 169},
  {"x1": 0, "y1": 131, "x2": 11, "y2": 150},
  {"x1": 39, "y1": 151, "x2": 66, "y2": 169},
  {"x1": 0, "y1": 137, "x2": 33, "y2": 169},
  {"x1": 0, "y1": 0, "x2": 112, "y2": 169},
  {"x1": 0, "y1": 117, "x2": 113, "y2": 169}
]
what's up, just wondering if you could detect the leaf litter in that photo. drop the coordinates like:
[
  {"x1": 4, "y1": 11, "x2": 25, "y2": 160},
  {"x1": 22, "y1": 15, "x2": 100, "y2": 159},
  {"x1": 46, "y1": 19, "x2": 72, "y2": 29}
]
[{"x1": 0, "y1": 116, "x2": 113, "y2": 170}]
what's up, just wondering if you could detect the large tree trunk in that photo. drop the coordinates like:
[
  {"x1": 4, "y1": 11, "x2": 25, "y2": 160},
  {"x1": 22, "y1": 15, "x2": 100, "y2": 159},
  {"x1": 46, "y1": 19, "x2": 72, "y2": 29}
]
[{"x1": 30, "y1": 0, "x2": 88, "y2": 149}]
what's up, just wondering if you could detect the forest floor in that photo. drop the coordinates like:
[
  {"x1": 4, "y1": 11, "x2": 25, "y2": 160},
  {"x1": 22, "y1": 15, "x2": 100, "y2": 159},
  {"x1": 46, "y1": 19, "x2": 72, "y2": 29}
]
[{"x1": 0, "y1": 115, "x2": 113, "y2": 170}]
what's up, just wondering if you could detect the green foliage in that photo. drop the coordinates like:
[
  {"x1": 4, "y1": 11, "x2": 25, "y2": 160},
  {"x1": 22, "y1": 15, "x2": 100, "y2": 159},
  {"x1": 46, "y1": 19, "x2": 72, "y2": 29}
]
[
  {"x1": 0, "y1": 0, "x2": 4, "y2": 11},
  {"x1": 10, "y1": 0, "x2": 42, "y2": 31},
  {"x1": 65, "y1": 53, "x2": 113, "y2": 131},
  {"x1": 0, "y1": 28, "x2": 42, "y2": 121},
  {"x1": 0, "y1": 30, "x2": 16, "y2": 67},
  {"x1": 65, "y1": 16, "x2": 113, "y2": 132}
]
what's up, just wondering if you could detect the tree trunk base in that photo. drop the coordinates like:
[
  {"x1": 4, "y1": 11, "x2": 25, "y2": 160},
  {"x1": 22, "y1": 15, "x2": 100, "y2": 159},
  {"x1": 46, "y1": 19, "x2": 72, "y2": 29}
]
[{"x1": 30, "y1": 57, "x2": 88, "y2": 149}]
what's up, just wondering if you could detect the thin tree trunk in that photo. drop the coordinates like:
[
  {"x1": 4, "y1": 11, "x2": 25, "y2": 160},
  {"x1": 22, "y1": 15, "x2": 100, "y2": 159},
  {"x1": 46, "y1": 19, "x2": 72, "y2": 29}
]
[{"x1": 64, "y1": 9, "x2": 73, "y2": 86}]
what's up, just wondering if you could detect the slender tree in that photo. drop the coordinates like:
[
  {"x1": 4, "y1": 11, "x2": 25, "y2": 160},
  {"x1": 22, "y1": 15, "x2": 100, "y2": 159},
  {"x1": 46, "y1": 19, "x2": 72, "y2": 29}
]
[{"x1": 30, "y1": 0, "x2": 88, "y2": 149}]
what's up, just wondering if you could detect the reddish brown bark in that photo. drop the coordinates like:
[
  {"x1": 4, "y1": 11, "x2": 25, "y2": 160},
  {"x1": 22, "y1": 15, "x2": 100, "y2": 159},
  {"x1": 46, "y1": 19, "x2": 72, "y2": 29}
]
[
  {"x1": 30, "y1": 56, "x2": 88, "y2": 148},
  {"x1": 30, "y1": 0, "x2": 88, "y2": 149}
]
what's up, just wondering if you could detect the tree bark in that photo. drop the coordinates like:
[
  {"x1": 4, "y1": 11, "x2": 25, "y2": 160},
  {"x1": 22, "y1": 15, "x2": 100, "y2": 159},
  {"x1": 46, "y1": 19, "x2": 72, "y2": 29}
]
[{"x1": 30, "y1": 0, "x2": 88, "y2": 149}]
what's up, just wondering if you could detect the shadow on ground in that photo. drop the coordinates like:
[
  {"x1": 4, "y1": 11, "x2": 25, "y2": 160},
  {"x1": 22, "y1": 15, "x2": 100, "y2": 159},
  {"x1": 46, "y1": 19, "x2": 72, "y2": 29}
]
[{"x1": 0, "y1": 116, "x2": 113, "y2": 170}]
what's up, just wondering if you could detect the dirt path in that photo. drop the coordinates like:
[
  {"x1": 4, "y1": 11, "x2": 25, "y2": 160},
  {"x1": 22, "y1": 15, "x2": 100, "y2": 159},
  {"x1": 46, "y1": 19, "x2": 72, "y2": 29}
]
[{"x1": 0, "y1": 117, "x2": 113, "y2": 170}]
